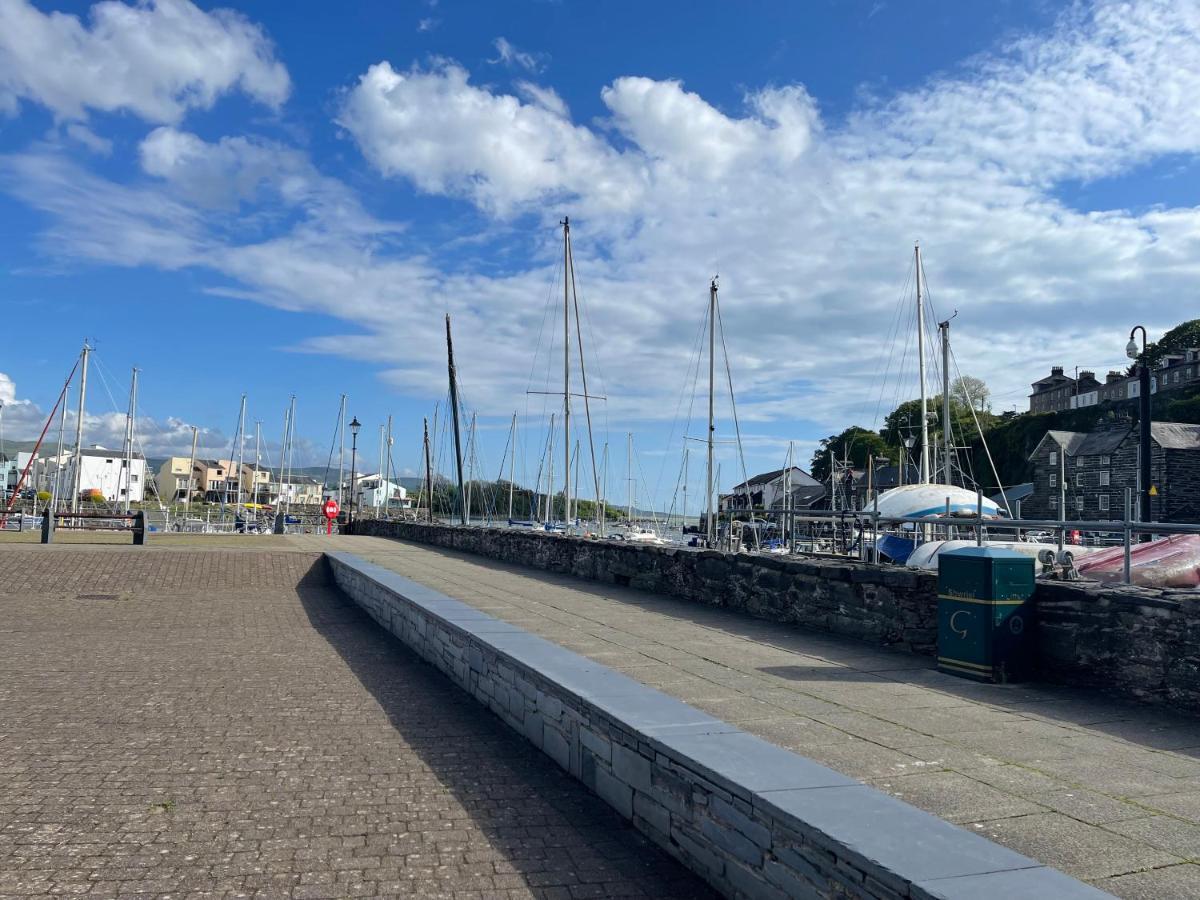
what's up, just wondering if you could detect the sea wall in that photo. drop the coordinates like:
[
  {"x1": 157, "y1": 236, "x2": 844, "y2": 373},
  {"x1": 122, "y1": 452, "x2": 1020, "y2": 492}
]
[
  {"x1": 1036, "y1": 580, "x2": 1200, "y2": 709},
  {"x1": 328, "y1": 551, "x2": 1102, "y2": 900},
  {"x1": 348, "y1": 521, "x2": 941, "y2": 654}
]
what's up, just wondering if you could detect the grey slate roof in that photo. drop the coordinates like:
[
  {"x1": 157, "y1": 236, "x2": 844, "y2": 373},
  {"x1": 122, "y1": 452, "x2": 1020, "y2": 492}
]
[
  {"x1": 1153, "y1": 423, "x2": 1200, "y2": 450},
  {"x1": 989, "y1": 483, "x2": 1033, "y2": 508}
]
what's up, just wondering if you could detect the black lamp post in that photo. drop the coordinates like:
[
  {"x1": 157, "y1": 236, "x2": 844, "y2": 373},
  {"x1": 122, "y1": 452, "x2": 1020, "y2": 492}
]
[
  {"x1": 1126, "y1": 327, "x2": 1152, "y2": 528},
  {"x1": 348, "y1": 417, "x2": 361, "y2": 527}
]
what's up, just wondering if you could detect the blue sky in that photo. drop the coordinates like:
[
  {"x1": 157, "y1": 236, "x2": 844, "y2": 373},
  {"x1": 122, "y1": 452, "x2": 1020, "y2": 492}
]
[{"x1": 0, "y1": 0, "x2": 1196, "y2": 514}]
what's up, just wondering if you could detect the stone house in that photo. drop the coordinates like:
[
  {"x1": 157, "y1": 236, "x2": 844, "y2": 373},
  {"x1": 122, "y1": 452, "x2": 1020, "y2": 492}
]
[
  {"x1": 1025, "y1": 422, "x2": 1200, "y2": 522},
  {"x1": 721, "y1": 466, "x2": 821, "y2": 512}
]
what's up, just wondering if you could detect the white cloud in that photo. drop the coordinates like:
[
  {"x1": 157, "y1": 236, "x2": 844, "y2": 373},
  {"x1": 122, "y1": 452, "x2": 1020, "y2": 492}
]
[
  {"x1": 489, "y1": 36, "x2": 546, "y2": 73},
  {"x1": 514, "y1": 80, "x2": 568, "y2": 118},
  {"x1": 0, "y1": 0, "x2": 290, "y2": 123},
  {"x1": 6, "y1": 0, "x2": 1200, "y2": 487}
]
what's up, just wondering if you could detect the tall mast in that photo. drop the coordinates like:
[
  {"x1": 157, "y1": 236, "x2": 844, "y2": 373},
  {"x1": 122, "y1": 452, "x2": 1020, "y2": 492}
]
[
  {"x1": 252, "y1": 421, "x2": 261, "y2": 506},
  {"x1": 422, "y1": 416, "x2": 433, "y2": 523},
  {"x1": 70, "y1": 341, "x2": 90, "y2": 513},
  {"x1": 600, "y1": 441, "x2": 608, "y2": 530},
  {"x1": 706, "y1": 279, "x2": 717, "y2": 543},
  {"x1": 285, "y1": 395, "x2": 296, "y2": 512},
  {"x1": 280, "y1": 402, "x2": 291, "y2": 510},
  {"x1": 682, "y1": 446, "x2": 689, "y2": 526},
  {"x1": 465, "y1": 412, "x2": 476, "y2": 524},
  {"x1": 562, "y1": 217, "x2": 571, "y2": 527},
  {"x1": 386, "y1": 414, "x2": 394, "y2": 514},
  {"x1": 377, "y1": 424, "x2": 385, "y2": 517},
  {"x1": 235, "y1": 393, "x2": 247, "y2": 508},
  {"x1": 508, "y1": 412, "x2": 517, "y2": 522},
  {"x1": 572, "y1": 439, "x2": 580, "y2": 523},
  {"x1": 916, "y1": 243, "x2": 930, "y2": 485},
  {"x1": 445, "y1": 314, "x2": 467, "y2": 525},
  {"x1": 940, "y1": 319, "x2": 952, "y2": 486},
  {"x1": 185, "y1": 425, "x2": 198, "y2": 513},
  {"x1": 123, "y1": 367, "x2": 138, "y2": 513},
  {"x1": 547, "y1": 416, "x2": 555, "y2": 521},
  {"x1": 626, "y1": 432, "x2": 634, "y2": 523},
  {"x1": 51, "y1": 389, "x2": 68, "y2": 509},
  {"x1": 337, "y1": 394, "x2": 346, "y2": 507}
]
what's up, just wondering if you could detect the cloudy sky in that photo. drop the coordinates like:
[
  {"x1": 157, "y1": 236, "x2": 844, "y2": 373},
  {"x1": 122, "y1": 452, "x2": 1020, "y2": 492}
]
[{"x1": 0, "y1": 0, "x2": 1196, "y2": 511}]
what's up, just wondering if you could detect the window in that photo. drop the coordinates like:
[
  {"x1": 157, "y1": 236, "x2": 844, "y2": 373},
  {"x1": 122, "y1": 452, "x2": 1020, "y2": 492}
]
[
  {"x1": 1076, "y1": 473, "x2": 1083, "y2": 487},
  {"x1": 1099, "y1": 494, "x2": 1110, "y2": 511},
  {"x1": 1076, "y1": 496, "x2": 1084, "y2": 510},
  {"x1": 1100, "y1": 455, "x2": 1111, "y2": 467},
  {"x1": 131, "y1": 474, "x2": 138, "y2": 483},
  {"x1": 1049, "y1": 451, "x2": 1058, "y2": 465},
  {"x1": 1049, "y1": 473, "x2": 1057, "y2": 487},
  {"x1": 1049, "y1": 496, "x2": 1058, "y2": 509},
  {"x1": 1100, "y1": 471, "x2": 1110, "y2": 487}
]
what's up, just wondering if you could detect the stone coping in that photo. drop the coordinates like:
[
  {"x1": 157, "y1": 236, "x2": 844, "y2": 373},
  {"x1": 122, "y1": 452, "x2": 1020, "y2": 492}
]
[{"x1": 327, "y1": 551, "x2": 1110, "y2": 900}]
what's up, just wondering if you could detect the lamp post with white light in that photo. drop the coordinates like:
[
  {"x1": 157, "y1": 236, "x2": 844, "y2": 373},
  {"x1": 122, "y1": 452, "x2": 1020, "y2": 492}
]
[
  {"x1": 348, "y1": 417, "x2": 361, "y2": 527},
  {"x1": 1126, "y1": 326, "x2": 1152, "y2": 527}
]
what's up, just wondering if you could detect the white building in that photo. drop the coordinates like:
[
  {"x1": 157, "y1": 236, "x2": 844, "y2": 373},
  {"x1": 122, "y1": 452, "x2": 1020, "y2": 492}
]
[
  {"x1": 50, "y1": 447, "x2": 147, "y2": 503},
  {"x1": 349, "y1": 474, "x2": 409, "y2": 511},
  {"x1": 721, "y1": 466, "x2": 821, "y2": 512}
]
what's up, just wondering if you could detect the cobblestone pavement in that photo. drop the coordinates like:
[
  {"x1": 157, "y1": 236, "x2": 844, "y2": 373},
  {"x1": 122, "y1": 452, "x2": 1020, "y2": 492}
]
[
  {"x1": 0, "y1": 546, "x2": 715, "y2": 899},
  {"x1": 319, "y1": 535, "x2": 1200, "y2": 899}
]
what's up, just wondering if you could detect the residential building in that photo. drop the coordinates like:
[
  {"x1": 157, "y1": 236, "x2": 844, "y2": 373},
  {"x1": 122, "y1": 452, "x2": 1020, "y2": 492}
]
[
  {"x1": 271, "y1": 474, "x2": 323, "y2": 505},
  {"x1": 156, "y1": 456, "x2": 196, "y2": 502},
  {"x1": 1033, "y1": 348, "x2": 1200, "y2": 414},
  {"x1": 52, "y1": 447, "x2": 147, "y2": 503},
  {"x1": 194, "y1": 459, "x2": 241, "y2": 502},
  {"x1": 1025, "y1": 422, "x2": 1200, "y2": 522},
  {"x1": 355, "y1": 474, "x2": 409, "y2": 511},
  {"x1": 720, "y1": 467, "x2": 821, "y2": 512},
  {"x1": 987, "y1": 483, "x2": 1034, "y2": 517},
  {"x1": 240, "y1": 464, "x2": 272, "y2": 503}
]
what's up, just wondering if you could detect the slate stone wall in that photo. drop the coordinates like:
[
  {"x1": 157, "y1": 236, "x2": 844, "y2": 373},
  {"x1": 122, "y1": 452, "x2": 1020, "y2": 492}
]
[
  {"x1": 1036, "y1": 580, "x2": 1200, "y2": 709},
  {"x1": 348, "y1": 521, "x2": 940, "y2": 654},
  {"x1": 327, "y1": 551, "x2": 1102, "y2": 900}
]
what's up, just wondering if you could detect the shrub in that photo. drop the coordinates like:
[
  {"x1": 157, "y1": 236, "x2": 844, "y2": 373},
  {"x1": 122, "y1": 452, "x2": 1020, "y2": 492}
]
[{"x1": 36, "y1": 490, "x2": 51, "y2": 503}]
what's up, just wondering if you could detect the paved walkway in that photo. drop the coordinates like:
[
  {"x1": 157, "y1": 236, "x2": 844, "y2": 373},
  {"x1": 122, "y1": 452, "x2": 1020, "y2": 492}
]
[
  {"x1": 320, "y1": 535, "x2": 1200, "y2": 899},
  {"x1": 0, "y1": 545, "x2": 714, "y2": 899}
]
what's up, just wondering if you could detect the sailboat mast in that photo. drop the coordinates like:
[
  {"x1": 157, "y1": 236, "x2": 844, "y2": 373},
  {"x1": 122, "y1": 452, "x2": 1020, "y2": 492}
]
[
  {"x1": 235, "y1": 393, "x2": 247, "y2": 508},
  {"x1": 508, "y1": 412, "x2": 517, "y2": 522},
  {"x1": 445, "y1": 313, "x2": 467, "y2": 525},
  {"x1": 253, "y1": 421, "x2": 261, "y2": 506},
  {"x1": 123, "y1": 367, "x2": 138, "y2": 513},
  {"x1": 386, "y1": 414, "x2": 394, "y2": 514},
  {"x1": 423, "y1": 416, "x2": 433, "y2": 522},
  {"x1": 706, "y1": 279, "x2": 717, "y2": 543},
  {"x1": 562, "y1": 217, "x2": 571, "y2": 527},
  {"x1": 626, "y1": 432, "x2": 634, "y2": 523},
  {"x1": 915, "y1": 243, "x2": 930, "y2": 485},
  {"x1": 185, "y1": 425, "x2": 197, "y2": 513},
  {"x1": 465, "y1": 412, "x2": 476, "y2": 524},
  {"x1": 70, "y1": 342, "x2": 90, "y2": 513},
  {"x1": 337, "y1": 394, "x2": 346, "y2": 507},
  {"x1": 941, "y1": 319, "x2": 952, "y2": 485}
]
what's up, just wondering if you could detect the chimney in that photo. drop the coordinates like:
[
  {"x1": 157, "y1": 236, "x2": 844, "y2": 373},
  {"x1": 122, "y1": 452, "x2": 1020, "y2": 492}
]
[
  {"x1": 1079, "y1": 370, "x2": 1095, "y2": 381},
  {"x1": 1051, "y1": 366, "x2": 1064, "y2": 377},
  {"x1": 1106, "y1": 370, "x2": 1123, "y2": 384}
]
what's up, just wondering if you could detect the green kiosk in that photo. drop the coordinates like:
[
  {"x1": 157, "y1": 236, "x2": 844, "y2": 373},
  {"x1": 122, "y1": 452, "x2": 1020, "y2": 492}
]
[{"x1": 937, "y1": 546, "x2": 1036, "y2": 683}]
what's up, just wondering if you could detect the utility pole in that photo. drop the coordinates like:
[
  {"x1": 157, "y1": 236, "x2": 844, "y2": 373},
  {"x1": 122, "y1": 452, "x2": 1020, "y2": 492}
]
[
  {"x1": 122, "y1": 367, "x2": 139, "y2": 512},
  {"x1": 423, "y1": 416, "x2": 433, "y2": 523},
  {"x1": 445, "y1": 314, "x2": 467, "y2": 525},
  {"x1": 1127, "y1": 326, "x2": 1153, "y2": 530},
  {"x1": 70, "y1": 342, "x2": 91, "y2": 513},
  {"x1": 916, "y1": 244, "x2": 930, "y2": 484},
  {"x1": 706, "y1": 278, "x2": 717, "y2": 543}
]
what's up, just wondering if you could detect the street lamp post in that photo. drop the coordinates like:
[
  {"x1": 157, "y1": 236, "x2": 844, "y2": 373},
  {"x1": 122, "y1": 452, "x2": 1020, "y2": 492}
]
[
  {"x1": 1126, "y1": 326, "x2": 1152, "y2": 528},
  {"x1": 348, "y1": 417, "x2": 361, "y2": 528}
]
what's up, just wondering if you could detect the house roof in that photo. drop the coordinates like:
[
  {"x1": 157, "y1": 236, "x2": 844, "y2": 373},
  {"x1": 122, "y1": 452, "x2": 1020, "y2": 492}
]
[
  {"x1": 1028, "y1": 430, "x2": 1085, "y2": 461},
  {"x1": 1074, "y1": 428, "x2": 1129, "y2": 456},
  {"x1": 730, "y1": 466, "x2": 818, "y2": 491},
  {"x1": 989, "y1": 483, "x2": 1034, "y2": 508},
  {"x1": 77, "y1": 448, "x2": 146, "y2": 461},
  {"x1": 790, "y1": 485, "x2": 827, "y2": 508},
  {"x1": 1152, "y1": 423, "x2": 1200, "y2": 450},
  {"x1": 872, "y1": 464, "x2": 919, "y2": 488}
]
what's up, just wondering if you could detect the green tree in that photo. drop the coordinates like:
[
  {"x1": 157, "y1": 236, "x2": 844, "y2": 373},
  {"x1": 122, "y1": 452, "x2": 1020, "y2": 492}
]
[
  {"x1": 1148, "y1": 318, "x2": 1200, "y2": 364},
  {"x1": 810, "y1": 426, "x2": 890, "y2": 482},
  {"x1": 950, "y1": 375, "x2": 991, "y2": 413}
]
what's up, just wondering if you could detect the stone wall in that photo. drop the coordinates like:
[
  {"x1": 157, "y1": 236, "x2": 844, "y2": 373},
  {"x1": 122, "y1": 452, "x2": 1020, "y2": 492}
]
[
  {"x1": 1036, "y1": 580, "x2": 1200, "y2": 709},
  {"x1": 327, "y1": 551, "x2": 1101, "y2": 900},
  {"x1": 348, "y1": 521, "x2": 940, "y2": 654}
]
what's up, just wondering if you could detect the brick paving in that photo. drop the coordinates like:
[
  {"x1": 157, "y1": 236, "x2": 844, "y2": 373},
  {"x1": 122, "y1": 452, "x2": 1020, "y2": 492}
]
[
  {"x1": 324, "y1": 535, "x2": 1200, "y2": 899},
  {"x1": 0, "y1": 545, "x2": 715, "y2": 899}
]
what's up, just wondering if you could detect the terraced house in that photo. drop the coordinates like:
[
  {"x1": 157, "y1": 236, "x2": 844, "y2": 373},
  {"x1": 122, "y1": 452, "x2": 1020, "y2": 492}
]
[{"x1": 1025, "y1": 422, "x2": 1200, "y2": 523}]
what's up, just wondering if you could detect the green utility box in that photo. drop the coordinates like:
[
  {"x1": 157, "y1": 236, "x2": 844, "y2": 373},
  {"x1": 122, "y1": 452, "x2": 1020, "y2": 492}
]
[{"x1": 937, "y1": 547, "x2": 1036, "y2": 683}]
